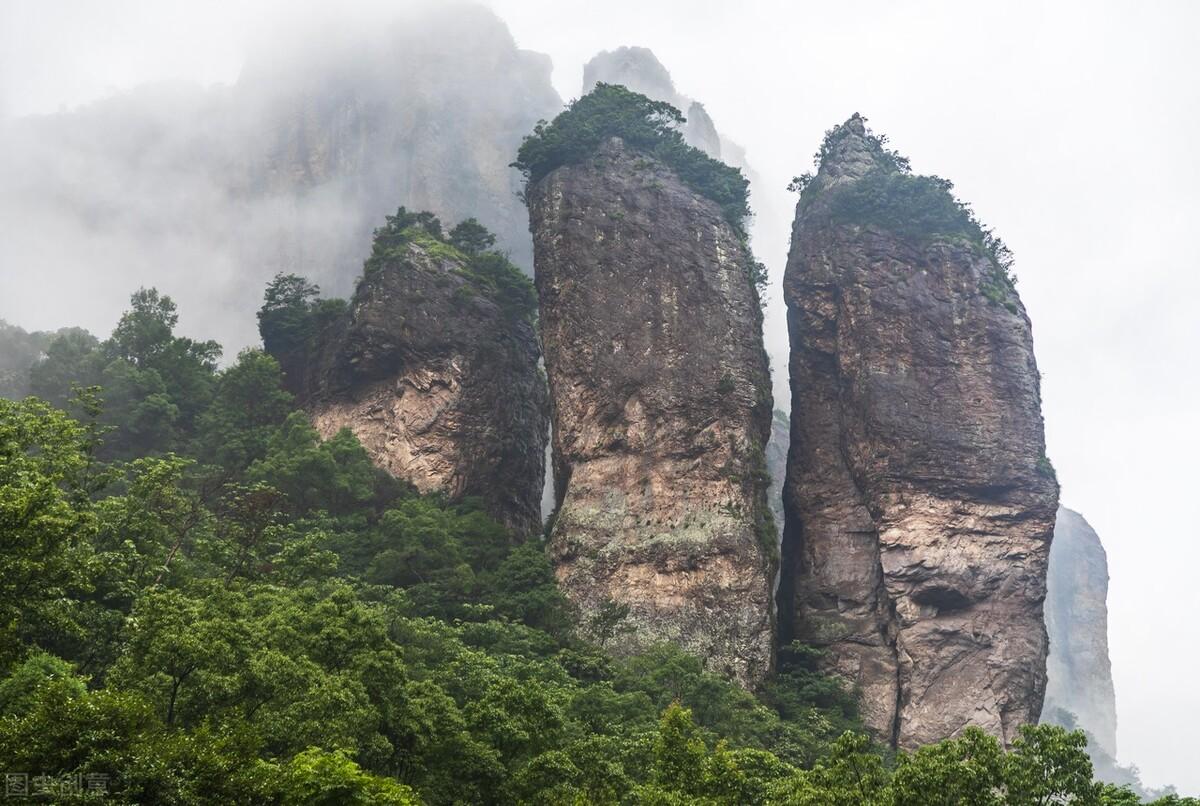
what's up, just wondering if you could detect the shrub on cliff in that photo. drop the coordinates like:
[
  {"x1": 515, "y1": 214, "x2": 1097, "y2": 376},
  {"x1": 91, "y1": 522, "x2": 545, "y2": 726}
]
[
  {"x1": 361, "y1": 207, "x2": 537, "y2": 320},
  {"x1": 512, "y1": 82, "x2": 752, "y2": 238},
  {"x1": 794, "y1": 116, "x2": 1017, "y2": 302}
]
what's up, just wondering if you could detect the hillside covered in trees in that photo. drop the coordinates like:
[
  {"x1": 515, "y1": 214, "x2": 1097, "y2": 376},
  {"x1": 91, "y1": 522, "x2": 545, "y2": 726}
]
[{"x1": 0, "y1": 215, "x2": 1190, "y2": 802}]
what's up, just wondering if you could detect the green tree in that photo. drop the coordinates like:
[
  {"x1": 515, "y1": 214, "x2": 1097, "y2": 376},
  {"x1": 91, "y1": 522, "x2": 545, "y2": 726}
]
[
  {"x1": 1004, "y1": 723, "x2": 1102, "y2": 806},
  {"x1": 194, "y1": 349, "x2": 294, "y2": 473},
  {"x1": 276, "y1": 748, "x2": 418, "y2": 805},
  {"x1": 0, "y1": 398, "x2": 96, "y2": 668},
  {"x1": 448, "y1": 217, "x2": 497, "y2": 255},
  {"x1": 248, "y1": 413, "x2": 377, "y2": 515},
  {"x1": 105, "y1": 287, "x2": 220, "y2": 428},
  {"x1": 28, "y1": 328, "x2": 102, "y2": 408},
  {"x1": 890, "y1": 726, "x2": 1005, "y2": 806},
  {"x1": 650, "y1": 703, "x2": 711, "y2": 799},
  {"x1": 258, "y1": 275, "x2": 317, "y2": 343}
]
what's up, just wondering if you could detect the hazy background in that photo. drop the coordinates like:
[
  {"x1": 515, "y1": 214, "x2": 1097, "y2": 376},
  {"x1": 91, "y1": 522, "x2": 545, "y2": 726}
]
[{"x1": 2, "y1": 0, "x2": 1198, "y2": 792}]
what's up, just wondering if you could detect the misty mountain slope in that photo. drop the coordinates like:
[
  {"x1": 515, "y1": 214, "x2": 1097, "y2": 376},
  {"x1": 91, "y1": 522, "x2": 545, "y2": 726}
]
[
  {"x1": 0, "y1": 3, "x2": 560, "y2": 352},
  {"x1": 1043, "y1": 506, "x2": 1118, "y2": 758}
]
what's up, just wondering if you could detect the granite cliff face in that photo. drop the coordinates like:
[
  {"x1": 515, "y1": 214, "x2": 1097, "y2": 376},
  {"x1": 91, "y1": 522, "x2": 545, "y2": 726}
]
[
  {"x1": 1042, "y1": 507, "x2": 1118, "y2": 758},
  {"x1": 529, "y1": 137, "x2": 775, "y2": 686},
  {"x1": 781, "y1": 115, "x2": 1059, "y2": 747},
  {"x1": 294, "y1": 235, "x2": 548, "y2": 537}
]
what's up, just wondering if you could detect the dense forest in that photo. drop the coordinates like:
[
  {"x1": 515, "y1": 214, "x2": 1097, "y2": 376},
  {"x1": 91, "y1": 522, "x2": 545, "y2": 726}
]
[{"x1": 0, "y1": 219, "x2": 1190, "y2": 805}]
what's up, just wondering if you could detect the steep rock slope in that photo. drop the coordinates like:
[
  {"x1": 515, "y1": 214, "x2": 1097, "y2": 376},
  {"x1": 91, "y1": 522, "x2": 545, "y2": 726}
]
[
  {"x1": 528, "y1": 137, "x2": 775, "y2": 685},
  {"x1": 1042, "y1": 506, "x2": 1118, "y2": 758},
  {"x1": 581, "y1": 46, "x2": 792, "y2": 410},
  {"x1": 781, "y1": 115, "x2": 1059, "y2": 747},
  {"x1": 295, "y1": 229, "x2": 548, "y2": 537}
]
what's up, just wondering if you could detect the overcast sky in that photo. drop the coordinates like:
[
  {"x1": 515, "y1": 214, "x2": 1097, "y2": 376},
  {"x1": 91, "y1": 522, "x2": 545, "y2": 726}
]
[{"x1": 2, "y1": 0, "x2": 1198, "y2": 792}]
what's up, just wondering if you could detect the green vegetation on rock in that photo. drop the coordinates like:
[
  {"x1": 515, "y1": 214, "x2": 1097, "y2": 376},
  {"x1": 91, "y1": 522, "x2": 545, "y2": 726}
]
[
  {"x1": 362, "y1": 207, "x2": 536, "y2": 321},
  {"x1": 512, "y1": 83, "x2": 752, "y2": 240},
  {"x1": 794, "y1": 116, "x2": 1019, "y2": 310}
]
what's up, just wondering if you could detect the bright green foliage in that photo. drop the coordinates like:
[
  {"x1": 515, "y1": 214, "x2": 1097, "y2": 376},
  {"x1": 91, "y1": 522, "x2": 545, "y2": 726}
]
[
  {"x1": 512, "y1": 82, "x2": 752, "y2": 238},
  {"x1": 193, "y1": 349, "x2": 295, "y2": 472},
  {"x1": 276, "y1": 748, "x2": 419, "y2": 804},
  {"x1": 0, "y1": 289, "x2": 1184, "y2": 804},
  {"x1": 0, "y1": 398, "x2": 96, "y2": 667},
  {"x1": 1104, "y1": 787, "x2": 1150, "y2": 806},
  {"x1": 0, "y1": 652, "x2": 85, "y2": 716},
  {"x1": 1004, "y1": 723, "x2": 1102, "y2": 805},
  {"x1": 890, "y1": 726, "x2": 1006, "y2": 806},
  {"x1": 248, "y1": 412, "x2": 378, "y2": 516}
]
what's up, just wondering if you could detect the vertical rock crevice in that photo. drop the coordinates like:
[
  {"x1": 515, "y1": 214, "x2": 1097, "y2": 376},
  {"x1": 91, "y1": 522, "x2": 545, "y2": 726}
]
[
  {"x1": 528, "y1": 135, "x2": 776, "y2": 686},
  {"x1": 782, "y1": 114, "x2": 1059, "y2": 747}
]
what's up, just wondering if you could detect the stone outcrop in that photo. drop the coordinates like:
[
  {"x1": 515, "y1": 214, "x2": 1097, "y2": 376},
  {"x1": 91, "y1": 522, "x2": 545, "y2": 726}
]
[
  {"x1": 1042, "y1": 506, "x2": 1118, "y2": 758},
  {"x1": 529, "y1": 137, "x2": 775, "y2": 686},
  {"x1": 781, "y1": 115, "x2": 1059, "y2": 747},
  {"x1": 581, "y1": 45, "x2": 792, "y2": 411},
  {"x1": 297, "y1": 236, "x2": 548, "y2": 537}
]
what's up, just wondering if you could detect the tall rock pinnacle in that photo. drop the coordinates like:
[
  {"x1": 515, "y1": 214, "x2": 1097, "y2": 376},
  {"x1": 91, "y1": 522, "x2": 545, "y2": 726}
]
[
  {"x1": 781, "y1": 115, "x2": 1059, "y2": 747},
  {"x1": 288, "y1": 217, "x2": 548, "y2": 537},
  {"x1": 1043, "y1": 507, "x2": 1118, "y2": 759},
  {"x1": 524, "y1": 108, "x2": 775, "y2": 684}
]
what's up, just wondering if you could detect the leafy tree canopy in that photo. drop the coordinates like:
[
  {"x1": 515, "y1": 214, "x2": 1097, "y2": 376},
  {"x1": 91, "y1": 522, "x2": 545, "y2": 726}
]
[{"x1": 2, "y1": 286, "x2": 1191, "y2": 803}]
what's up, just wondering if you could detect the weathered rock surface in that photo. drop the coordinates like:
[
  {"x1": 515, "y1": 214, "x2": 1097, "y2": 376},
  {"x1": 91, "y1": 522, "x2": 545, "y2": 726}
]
[
  {"x1": 581, "y1": 46, "x2": 793, "y2": 411},
  {"x1": 1042, "y1": 506, "x2": 1118, "y2": 758},
  {"x1": 298, "y1": 239, "x2": 548, "y2": 537},
  {"x1": 781, "y1": 115, "x2": 1059, "y2": 747},
  {"x1": 529, "y1": 137, "x2": 775, "y2": 686}
]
